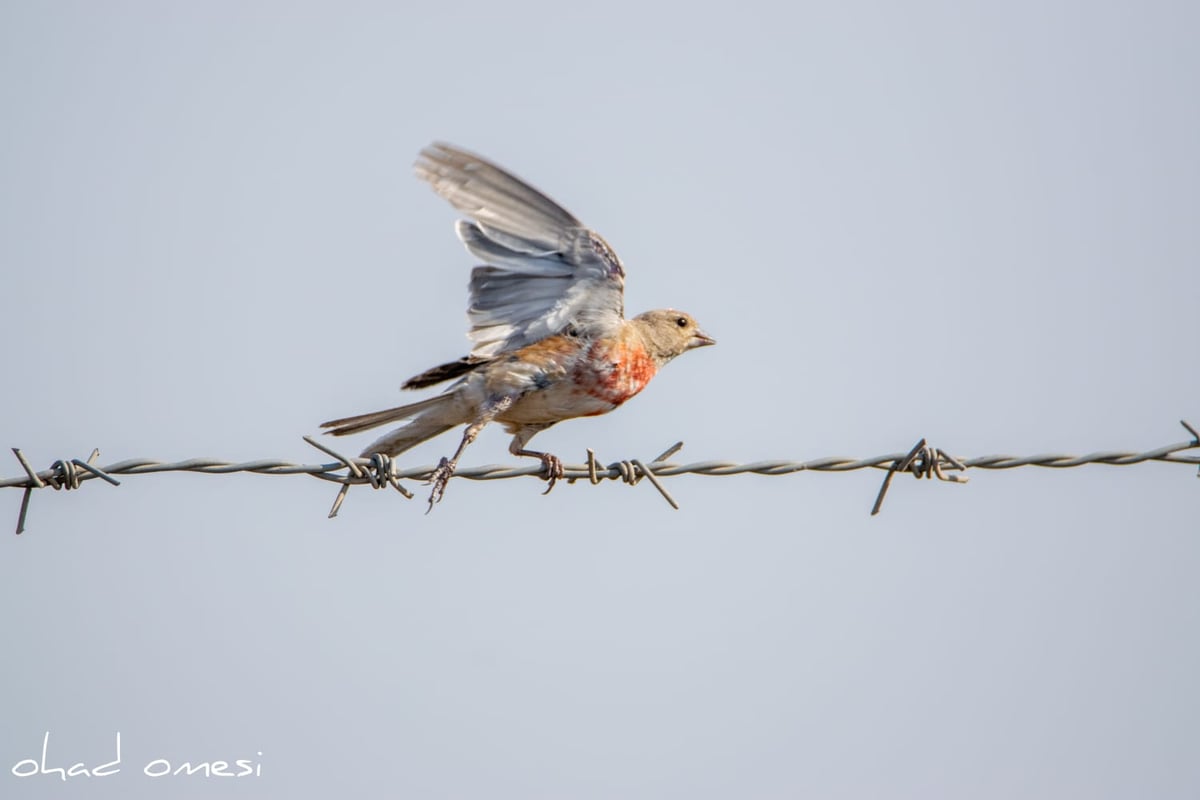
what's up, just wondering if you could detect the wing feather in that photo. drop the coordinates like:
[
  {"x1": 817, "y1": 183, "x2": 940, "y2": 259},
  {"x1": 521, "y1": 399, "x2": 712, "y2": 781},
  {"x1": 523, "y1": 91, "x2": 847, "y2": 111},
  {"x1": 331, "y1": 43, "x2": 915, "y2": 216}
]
[{"x1": 415, "y1": 143, "x2": 625, "y2": 358}]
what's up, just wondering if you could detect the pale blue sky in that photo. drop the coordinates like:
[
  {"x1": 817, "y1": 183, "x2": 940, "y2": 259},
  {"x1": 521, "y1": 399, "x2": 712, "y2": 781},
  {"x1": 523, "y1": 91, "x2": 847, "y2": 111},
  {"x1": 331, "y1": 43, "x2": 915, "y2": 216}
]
[{"x1": 2, "y1": 1, "x2": 1198, "y2": 797}]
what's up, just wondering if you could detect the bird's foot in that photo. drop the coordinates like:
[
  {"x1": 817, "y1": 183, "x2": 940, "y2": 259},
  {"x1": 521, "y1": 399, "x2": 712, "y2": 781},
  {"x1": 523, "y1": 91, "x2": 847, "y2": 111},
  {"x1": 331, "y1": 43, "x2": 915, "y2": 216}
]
[
  {"x1": 426, "y1": 457, "x2": 455, "y2": 512},
  {"x1": 539, "y1": 453, "x2": 564, "y2": 495}
]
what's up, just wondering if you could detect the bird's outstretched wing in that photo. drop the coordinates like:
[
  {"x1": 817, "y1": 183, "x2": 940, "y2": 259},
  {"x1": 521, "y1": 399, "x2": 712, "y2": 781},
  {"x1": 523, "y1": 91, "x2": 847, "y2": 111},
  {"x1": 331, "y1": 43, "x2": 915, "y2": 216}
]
[{"x1": 415, "y1": 142, "x2": 626, "y2": 359}]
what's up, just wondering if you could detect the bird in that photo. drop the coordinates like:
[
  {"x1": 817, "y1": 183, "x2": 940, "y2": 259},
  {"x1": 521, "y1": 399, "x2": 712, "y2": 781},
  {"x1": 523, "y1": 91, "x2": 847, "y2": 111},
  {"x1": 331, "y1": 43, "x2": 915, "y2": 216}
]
[{"x1": 321, "y1": 142, "x2": 714, "y2": 509}]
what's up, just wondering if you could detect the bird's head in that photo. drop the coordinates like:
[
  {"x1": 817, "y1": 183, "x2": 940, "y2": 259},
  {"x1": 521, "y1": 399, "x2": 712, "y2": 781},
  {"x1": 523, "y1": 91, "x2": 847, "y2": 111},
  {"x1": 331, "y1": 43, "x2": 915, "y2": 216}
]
[{"x1": 632, "y1": 309, "x2": 716, "y2": 366}]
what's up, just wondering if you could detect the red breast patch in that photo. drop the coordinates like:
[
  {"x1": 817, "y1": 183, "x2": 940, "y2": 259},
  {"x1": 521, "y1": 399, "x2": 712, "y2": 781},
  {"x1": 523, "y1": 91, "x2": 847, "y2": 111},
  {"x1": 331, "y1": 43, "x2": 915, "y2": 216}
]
[{"x1": 576, "y1": 340, "x2": 658, "y2": 406}]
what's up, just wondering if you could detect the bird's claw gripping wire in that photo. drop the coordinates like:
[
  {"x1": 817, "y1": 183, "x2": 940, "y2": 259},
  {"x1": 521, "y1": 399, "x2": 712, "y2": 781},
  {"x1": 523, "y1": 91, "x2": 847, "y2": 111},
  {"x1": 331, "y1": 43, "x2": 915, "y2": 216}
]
[
  {"x1": 426, "y1": 457, "x2": 455, "y2": 513},
  {"x1": 538, "y1": 453, "x2": 565, "y2": 495}
]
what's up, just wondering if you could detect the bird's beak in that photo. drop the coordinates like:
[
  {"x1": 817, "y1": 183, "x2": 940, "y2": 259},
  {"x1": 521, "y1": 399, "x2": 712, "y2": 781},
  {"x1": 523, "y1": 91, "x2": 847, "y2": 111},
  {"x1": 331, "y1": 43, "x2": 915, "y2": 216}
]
[{"x1": 687, "y1": 329, "x2": 716, "y2": 350}]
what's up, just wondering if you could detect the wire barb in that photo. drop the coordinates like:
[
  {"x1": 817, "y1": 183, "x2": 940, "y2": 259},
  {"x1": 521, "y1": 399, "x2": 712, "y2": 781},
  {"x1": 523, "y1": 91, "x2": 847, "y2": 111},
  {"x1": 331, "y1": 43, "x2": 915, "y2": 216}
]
[
  {"x1": 871, "y1": 439, "x2": 968, "y2": 516},
  {"x1": 1181, "y1": 420, "x2": 1200, "y2": 478},
  {"x1": 570, "y1": 443, "x2": 682, "y2": 509},
  {"x1": 3, "y1": 423, "x2": 1198, "y2": 533},
  {"x1": 302, "y1": 436, "x2": 413, "y2": 519},
  {"x1": 12, "y1": 448, "x2": 45, "y2": 489},
  {"x1": 9, "y1": 448, "x2": 121, "y2": 534}
]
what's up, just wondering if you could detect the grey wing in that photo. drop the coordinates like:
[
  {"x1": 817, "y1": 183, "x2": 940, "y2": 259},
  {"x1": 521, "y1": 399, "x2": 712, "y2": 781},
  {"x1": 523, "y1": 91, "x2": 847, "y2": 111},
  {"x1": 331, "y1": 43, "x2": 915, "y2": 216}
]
[{"x1": 415, "y1": 142, "x2": 625, "y2": 358}]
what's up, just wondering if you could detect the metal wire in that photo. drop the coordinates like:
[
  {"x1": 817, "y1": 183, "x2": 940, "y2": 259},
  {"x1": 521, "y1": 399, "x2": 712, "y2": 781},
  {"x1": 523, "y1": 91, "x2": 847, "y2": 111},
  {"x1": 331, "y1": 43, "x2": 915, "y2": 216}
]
[{"x1": 3, "y1": 421, "x2": 1198, "y2": 533}]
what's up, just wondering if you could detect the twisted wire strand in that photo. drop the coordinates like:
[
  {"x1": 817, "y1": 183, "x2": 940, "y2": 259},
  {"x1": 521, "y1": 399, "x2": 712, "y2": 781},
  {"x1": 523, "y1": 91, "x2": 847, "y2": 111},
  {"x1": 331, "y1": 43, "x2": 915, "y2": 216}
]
[
  {"x1": 3, "y1": 421, "x2": 1197, "y2": 533},
  {"x1": 3, "y1": 447, "x2": 1196, "y2": 487}
]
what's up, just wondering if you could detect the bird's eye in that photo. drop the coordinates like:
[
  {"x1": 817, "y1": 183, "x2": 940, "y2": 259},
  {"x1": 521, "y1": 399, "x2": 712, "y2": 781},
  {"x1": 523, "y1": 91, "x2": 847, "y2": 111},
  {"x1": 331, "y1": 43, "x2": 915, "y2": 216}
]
[{"x1": 676, "y1": 316, "x2": 688, "y2": 328}]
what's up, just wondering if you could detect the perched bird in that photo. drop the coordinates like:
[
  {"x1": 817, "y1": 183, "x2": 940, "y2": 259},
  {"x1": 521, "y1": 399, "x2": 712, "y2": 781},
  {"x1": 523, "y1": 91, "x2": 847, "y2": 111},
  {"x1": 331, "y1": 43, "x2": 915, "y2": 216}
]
[{"x1": 322, "y1": 143, "x2": 714, "y2": 508}]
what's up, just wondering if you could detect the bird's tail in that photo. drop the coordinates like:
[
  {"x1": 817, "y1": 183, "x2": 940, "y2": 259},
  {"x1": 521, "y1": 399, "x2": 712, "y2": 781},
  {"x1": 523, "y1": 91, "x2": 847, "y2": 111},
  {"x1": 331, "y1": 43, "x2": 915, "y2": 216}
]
[{"x1": 321, "y1": 394, "x2": 460, "y2": 457}]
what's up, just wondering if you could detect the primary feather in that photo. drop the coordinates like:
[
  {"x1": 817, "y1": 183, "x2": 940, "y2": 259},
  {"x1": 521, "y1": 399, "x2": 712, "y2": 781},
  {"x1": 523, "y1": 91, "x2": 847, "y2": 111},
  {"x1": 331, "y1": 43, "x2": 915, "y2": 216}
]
[{"x1": 414, "y1": 143, "x2": 626, "y2": 359}]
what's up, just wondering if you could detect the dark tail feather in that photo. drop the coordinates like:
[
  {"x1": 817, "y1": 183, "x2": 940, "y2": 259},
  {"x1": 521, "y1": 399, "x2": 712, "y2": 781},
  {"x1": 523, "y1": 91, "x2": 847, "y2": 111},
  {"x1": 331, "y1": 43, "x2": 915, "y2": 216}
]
[{"x1": 402, "y1": 356, "x2": 489, "y2": 390}]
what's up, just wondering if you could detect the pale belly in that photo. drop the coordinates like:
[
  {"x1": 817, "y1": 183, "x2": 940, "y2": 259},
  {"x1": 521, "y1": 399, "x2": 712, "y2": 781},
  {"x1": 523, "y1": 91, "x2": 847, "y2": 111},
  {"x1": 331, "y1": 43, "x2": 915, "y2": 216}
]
[{"x1": 496, "y1": 381, "x2": 618, "y2": 425}]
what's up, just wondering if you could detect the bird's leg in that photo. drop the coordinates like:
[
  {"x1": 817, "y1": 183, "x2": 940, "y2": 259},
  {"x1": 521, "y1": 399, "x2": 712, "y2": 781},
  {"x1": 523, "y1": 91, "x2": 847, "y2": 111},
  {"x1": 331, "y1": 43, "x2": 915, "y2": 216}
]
[
  {"x1": 509, "y1": 424, "x2": 563, "y2": 495},
  {"x1": 427, "y1": 397, "x2": 512, "y2": 511},
  {"x1": 427, "y1": 423, "x2": 483, "y2": 511}
]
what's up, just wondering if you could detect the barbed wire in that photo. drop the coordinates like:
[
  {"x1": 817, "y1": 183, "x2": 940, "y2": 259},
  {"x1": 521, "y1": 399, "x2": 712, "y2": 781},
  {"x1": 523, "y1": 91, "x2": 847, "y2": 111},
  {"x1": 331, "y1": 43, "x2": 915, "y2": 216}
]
[{"x1": 3, "y1": 420, "x2": 1197, "y2": 534}]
